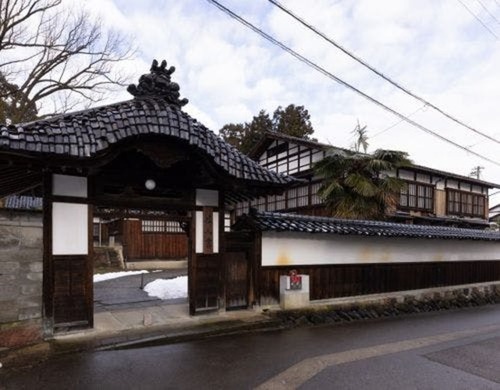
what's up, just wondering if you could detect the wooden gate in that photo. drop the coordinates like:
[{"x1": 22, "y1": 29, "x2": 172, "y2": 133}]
[
  {"x1": 224, "y1": 231, "x2": 258, "y2": 310},
  {"x1": 225, "y1": 251, "x2": 248, "y2": 309},
  {"x1": 191, "y1": 254, "x2": 221, "y2": 313},
  {"x1": 52, "y1": 255, "x2": 93, "y2": 328}
]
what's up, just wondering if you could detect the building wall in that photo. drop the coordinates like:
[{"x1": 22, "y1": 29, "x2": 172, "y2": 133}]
[
  {"x1": 262, "y1": 232, "x2": 500, "y2": 266},
  {"x1": 246, "y1": 138, "x2": 492, "y2": 226},
  {"x1": 259, "y1": 231, "x2": 500, "y2": 305},
  {"x1": 0, "y1": 210, "x2": 44, "y2": 348},
  {"x1": 123, "y1": 219, "x2": 188, "y2": 260},
  {"x1": 435, "y1": 189, "x2": 446, "y2": 216}
]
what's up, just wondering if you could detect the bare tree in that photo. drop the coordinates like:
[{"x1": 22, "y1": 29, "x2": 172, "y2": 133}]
[{"x1": 0, "y1": 0, "x2": 134, "y2": 123}]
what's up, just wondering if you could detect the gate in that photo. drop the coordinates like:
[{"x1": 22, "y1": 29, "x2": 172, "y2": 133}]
[
  {"x1": 225, "y1": 251, "x2": 248, "y2": 309},
  {"x1": 191, "y1": 254, "x2": 221, "y2": 313},
  {"x1": 224, "y1": 231, "x2": 257, "y2": 310},
  {"x1": 52, "y1": 255, "x2": 92, "y2": 328}
]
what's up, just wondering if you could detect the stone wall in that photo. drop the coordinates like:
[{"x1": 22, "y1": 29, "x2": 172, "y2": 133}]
[
  {"x1": 271, "y1": 282, "x2": 500, "y2": 327},
  {"x1": 0, "y1": 210, "x2": 44, "y2": 348}
]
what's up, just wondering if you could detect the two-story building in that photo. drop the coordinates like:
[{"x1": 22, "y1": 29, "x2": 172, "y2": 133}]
[{"x1": 234, "y1": 132, "x2": 498, "y2": 229}]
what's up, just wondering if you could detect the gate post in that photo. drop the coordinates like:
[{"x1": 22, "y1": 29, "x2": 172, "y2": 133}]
[{"x1": 45, "y1": 173, "x2": 93, "y2": 330}]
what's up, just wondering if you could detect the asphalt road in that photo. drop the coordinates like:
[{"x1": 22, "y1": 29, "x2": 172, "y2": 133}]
[{"x1": 2, "y1": 304, "x2": 500, "y2": 390}]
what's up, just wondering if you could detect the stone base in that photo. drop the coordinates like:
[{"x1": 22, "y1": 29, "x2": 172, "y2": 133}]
[
  {"x1": 271, "y1": 281, "x2": 500, "y2": 327},
  {"x1": 279, "y1": 275, "x2": 310, "y2": 309},
  {"x1": 0, "y1": 319, "x2": 43, "y2": 349},
  {"x1": 126, "y1": 260, "x2": 188, "y2": 270}
]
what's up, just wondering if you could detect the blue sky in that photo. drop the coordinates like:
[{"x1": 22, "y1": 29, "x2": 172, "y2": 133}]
[{"x1": 84, "y1": 0, "x2": 500, "y2": 204}]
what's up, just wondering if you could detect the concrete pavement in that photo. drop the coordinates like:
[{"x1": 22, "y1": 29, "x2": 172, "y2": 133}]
[{"x1": 0, "y1": 271, "x2": 281, "y2": 368}]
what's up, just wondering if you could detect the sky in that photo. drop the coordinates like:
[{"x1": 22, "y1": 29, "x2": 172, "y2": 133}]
[{"x1": 82, "y1": 0, "x2": 500, "y2": 205}]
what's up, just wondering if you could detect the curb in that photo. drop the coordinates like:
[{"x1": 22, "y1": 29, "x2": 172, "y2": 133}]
[
  {"x1": 100, "y1": 318, "x2": 285, "y2": 351},
  {"x1": 0, "y1": 317, "x2": 285, "y2": 370}
]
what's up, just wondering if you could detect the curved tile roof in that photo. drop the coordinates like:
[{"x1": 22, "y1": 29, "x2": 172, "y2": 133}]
[
  {"x1": 236, "y1": 211, "x2": 500, "y2": 241},
  {"x1": 0, "y1": 97, "x2": 294, "y2": 186},
  {"x1": 4, "y1": 195, "x2": 42, "y2": 210}
]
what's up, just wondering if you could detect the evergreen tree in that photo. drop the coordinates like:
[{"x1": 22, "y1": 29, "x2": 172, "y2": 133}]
[
  {"x1": 273, "y1": 104, "x2": 315, "y2": 140},
  {"x1": 315, "y1": 149, "x2": 411, "y2": 220},
  {"x1": 219, "y1": 104, "x2": 315, "y2": 154}
]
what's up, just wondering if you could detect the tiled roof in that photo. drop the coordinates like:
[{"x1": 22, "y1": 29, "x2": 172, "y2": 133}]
[
  {"x1": 235, "y1": 211, "x2": 500, "y2": 241},
  {"x1": 0, "y1": 97, "x2": 294, "y2": 186},
  {"x1": 4, "y1": 195, "x2": 42, "y2": 210}
]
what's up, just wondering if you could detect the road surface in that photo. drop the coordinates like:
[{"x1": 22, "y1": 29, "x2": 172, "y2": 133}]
[{"x1": 2, "y1": 304, "x2": 500, "y2": 389}]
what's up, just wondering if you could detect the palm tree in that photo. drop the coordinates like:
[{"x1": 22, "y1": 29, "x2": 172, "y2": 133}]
[{"x1": 315, "y1": 149, "x2": 412, "y2": 220}]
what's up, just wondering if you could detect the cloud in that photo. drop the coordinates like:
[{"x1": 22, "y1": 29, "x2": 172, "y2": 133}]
[{"x1": 82, "y1": 0, "x2": 500, "y2": 186}]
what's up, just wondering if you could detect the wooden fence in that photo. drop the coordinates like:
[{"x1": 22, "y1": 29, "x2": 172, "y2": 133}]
[{"x1": 260, "y1": 261, "x2": 500, "y2": 305}]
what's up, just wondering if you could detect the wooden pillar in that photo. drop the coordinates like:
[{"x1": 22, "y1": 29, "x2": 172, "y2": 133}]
[
  {"x1": 189, "y1": 189, "x2": 222, "y2": 315},
  {"x1": 47, "y1": 174, "x2": 93, "y2": 329}
]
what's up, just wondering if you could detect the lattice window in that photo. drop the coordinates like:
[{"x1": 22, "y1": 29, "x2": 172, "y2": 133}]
[
  {"x1": 297, "y1": 185, "x2": 309, "y2": 207},
  {"x1": 256, "y1": 196, "x2": 266, "y2": 212},
  {"x1": 399, "y1": 182, "x2": 434, "y2": 211},
  {"x1": 311, "y1": 182, "x2": 322, "y2": 205},
  {"x1": 141, "y1": 220, "x2": 184, "y2": 233},
  {"x1": 275, "y1": 193, "x2": 286, "y2": 210},
  {"x1": 224, "y1": 213, "x2": 231, "y2": 232},
  {"x1": 267, "y1": 195, "x2": 276, "y2": 211},
  {"x1": 287, "y1": 187, "x2": 298, "y2": 209},
  {"x1": 447, "y1": 190, "x2": 485, "y2": 218}
]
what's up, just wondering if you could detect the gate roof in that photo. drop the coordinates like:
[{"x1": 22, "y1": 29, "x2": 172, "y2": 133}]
[{"x1": 0, "y1": 60, "x2": 296, "y2": 198}]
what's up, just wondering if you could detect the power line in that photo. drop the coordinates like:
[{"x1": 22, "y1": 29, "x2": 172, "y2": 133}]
[
  {"x1": 457, "y1": 0, "x2": 499, "y2": 39},
  {"x1": 206, "y1": 0, "x2": 500, "y2": 167},
  {"x1": 475, "y1": 0, "x2": 500, "y2": 25},
  {"x1": 371, "y1": 105, "x2": 427, "y2": 138},
  {"x1": 267, "y1": 0, "x2": 500, "y2": 145}
]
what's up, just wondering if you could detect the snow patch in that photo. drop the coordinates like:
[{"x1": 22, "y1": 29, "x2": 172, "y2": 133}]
[
  {"x1": 94, "y1": 270, "x2": 149, "y2": 283},
  {"x1": 144, "y1": 276, "x2": 188, "y2": 300}
]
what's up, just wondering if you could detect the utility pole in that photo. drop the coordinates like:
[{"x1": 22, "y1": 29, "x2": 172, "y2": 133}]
[{"x1": 469, "y1": 166, "x2": 484, "y2": 180}]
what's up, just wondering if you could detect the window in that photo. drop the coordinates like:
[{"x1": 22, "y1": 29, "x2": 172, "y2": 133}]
[
  {"x1": 311, "y1": 182, "x2": 322, "y2": 205},
  {"x1": 297, "y1": 186, "x2": 309, "y2": 207},
  {"x1": 260, "y1": 142, "x2": 320, "y2": 175},
  {"x1": 447, "y1": 190, "x2": 485, "y2": 218},
  {"x1": 141, "y1": 220, "x2": 184, "y2": 233},
  {"x1": 224, "y1": 213, "x2": 231, "y2": 232},
  {"x1": 267, "y1": 142, "x2": 288, "y2": 157},
  {"x1": 275, "y1": 193, "x2": 286, "y2": 210},
  {"x1": 399, "y1": 182, "x2": 434, "y2": 211},
  {"x1": 287, "y1": 188, "x2": 298, "y2": 209},
  {"x1": 235, "y1": 201, "x2": 249, "y2": 216}
]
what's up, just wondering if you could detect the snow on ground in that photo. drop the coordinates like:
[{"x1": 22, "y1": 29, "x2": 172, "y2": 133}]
[
  {"x1": 93, "y1": 270, "x2": 149, "y2": 283},
  {"x1": 144, "y1": 276, "x2": 188, "y2": 300}
]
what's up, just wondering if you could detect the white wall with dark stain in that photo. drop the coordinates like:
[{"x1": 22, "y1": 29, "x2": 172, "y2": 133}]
[{"x1": 261, "y1": 231, "x2": 500, "y2": 266}]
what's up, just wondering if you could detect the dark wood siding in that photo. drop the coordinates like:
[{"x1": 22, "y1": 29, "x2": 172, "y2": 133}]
[
  {"x1": 225, "y1": 252, "x2": 248, "y2": 309},
  {"x1": 52, "y1": 255, "x2": 92, "y2": 327},
  {"x1": 122, "y1": 219, "x2": 188, "y2": 260},
  {"x1": 224, "y1": 231, "x2": 259, "y2": 309},
  {"x1": 260, "y1": 261, "x2": 500, "y2": 305},
  {"x1": 192, "y1": 254, "x2": 220, "y2": 312}
]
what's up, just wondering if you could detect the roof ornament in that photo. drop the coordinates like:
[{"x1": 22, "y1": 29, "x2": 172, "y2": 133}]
[{"x1": 127, "y1": 59, "x2": 188, "y2": 107}]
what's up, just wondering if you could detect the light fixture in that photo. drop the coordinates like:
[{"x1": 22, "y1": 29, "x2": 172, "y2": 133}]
[{"x1": 145, "y1": 179, "x2": 156, "y2": 190}]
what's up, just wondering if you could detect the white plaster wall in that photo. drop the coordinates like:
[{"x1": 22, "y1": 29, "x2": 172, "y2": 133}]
[
  {"x1": 262, "y1": 231, "x2": 500, "y2": 266},
  {"x1": 52, "y1": 174, "x2": 87, "y2": 197},
  {"x1": 196, "y1": 189, "x2": 218, "y2": 207},
  {"x1": 213, "y1": 211, "x2": 219, "y2": 253},
  {"x1": 195, "y1": 211, "x2": 203, "y2": 254},
  {"x1": 52, "y1": 202, "x2": 88, "y2": 255}
]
